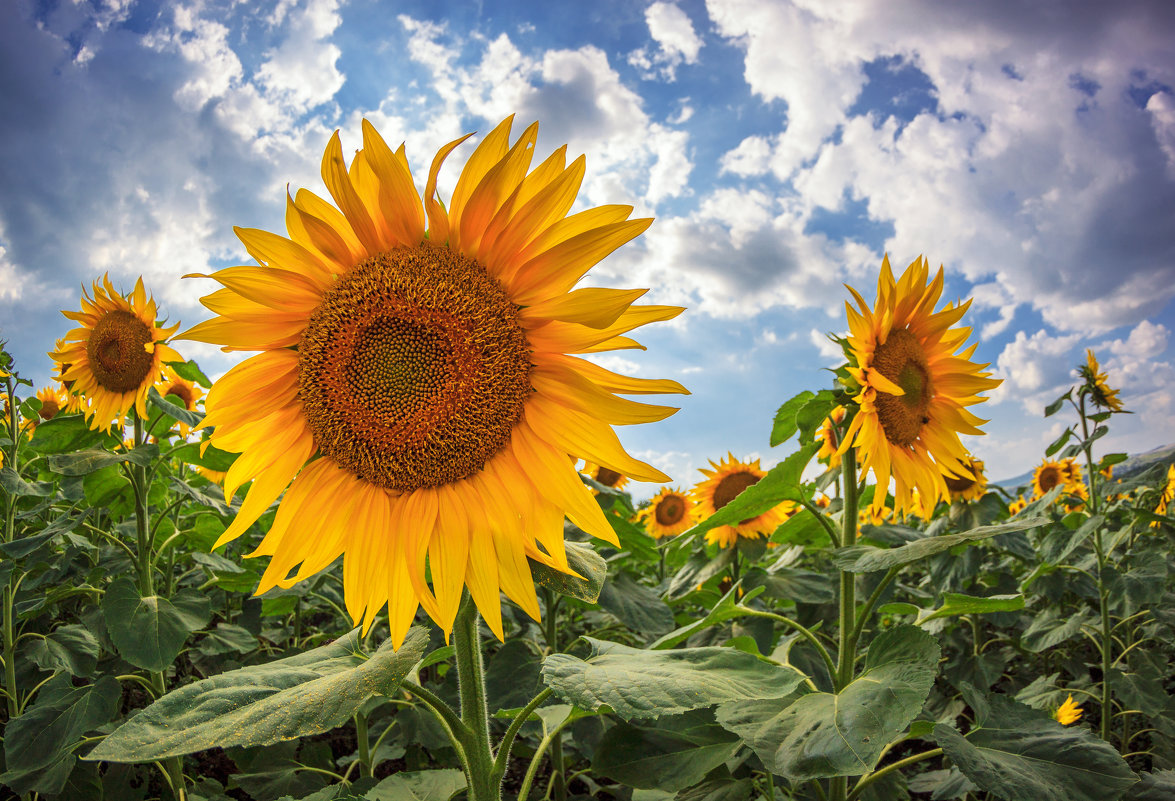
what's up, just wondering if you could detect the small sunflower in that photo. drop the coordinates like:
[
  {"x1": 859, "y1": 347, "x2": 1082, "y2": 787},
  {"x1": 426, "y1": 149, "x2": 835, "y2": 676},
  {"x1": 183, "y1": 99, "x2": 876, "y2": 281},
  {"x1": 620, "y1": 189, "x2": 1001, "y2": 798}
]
[
  {"x1": 1032, "y1": 459, "x2": 1068, "y2": 500},
  {"x1": 178, "y1": 117, "x2": 686, "y2": 647},
  {"x1": 816, "y1": 405, "x2": 847, "y2": 468},
  {"x1": 157, "y1": 364, "x2": 204, "y2": 437},
  {"x1": 1054, "y1": 694, "x2": 1083, "y2": 726},
  {"x1": 194, "y1": 466, "x2": 227, "y2": 486},
  {"x1": 51, "y1": 275, "x2": 181, "y2": 433},
  {"x1": 581, "y1": 460, "x2": 629, "y2": 492},
  {"x1": 859, "y1": 503, "x2": 894, "y2": 527},
  {"x1": 1078, "y1": 349, "x2": 1123, "y2": 412},
  {"x1": 694, "y1": 453, "x2": 791, "y2": 548},
  {"x1": 35, "y1": 387, "x2": 68, "y2": 422},
  {"x1": 638, "y1": 487, "x2": 695, "y2": 539},
  {"x1": 1008, "y1": 495, "x2": 1027, "y2": 515},
  {"x1": 1154, "y1": 464, "x2": 1175, "y2": 523},
  {"x1": 839, "y1": 255, "x2": 1001, "y2": 519},
  {"x1": 944, "y1": 456, "x2": 987, "y2": 502}
]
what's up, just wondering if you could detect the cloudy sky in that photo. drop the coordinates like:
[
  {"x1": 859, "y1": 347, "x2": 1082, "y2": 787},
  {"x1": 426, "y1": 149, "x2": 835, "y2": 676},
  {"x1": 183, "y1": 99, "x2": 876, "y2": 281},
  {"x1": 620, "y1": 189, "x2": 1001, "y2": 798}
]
[{"x1": 2, "y1": 0, "x2": 1174, "y2": 495}]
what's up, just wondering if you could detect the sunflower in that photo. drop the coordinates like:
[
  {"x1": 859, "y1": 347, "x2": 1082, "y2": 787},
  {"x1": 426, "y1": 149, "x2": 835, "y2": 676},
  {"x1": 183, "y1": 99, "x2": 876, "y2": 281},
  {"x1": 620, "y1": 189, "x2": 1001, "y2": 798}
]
[
  {"x1": 581, "y1": 460, "x2": 629, "y2": 492},
  {"x1": 1032, "y1": 459, "x2": 1068, "y2": 500},
  {"x1": 693, "y1": 454, "x2": 791, "y2": 548},
  {"x1": 859, "y1": 503, "x2": 894, "y2": 527},
  {"x1": 839, "y1": 256, "x2": 1001, "y2": 519},
  {"x1": 157, "y1": 364, "x2": 204, "y2": 437},
  {"x1": 1055, "y1": 694, "x2": 1083, "y2": 726},
  {"x1": 1079, "y1": 349, "x2": 1123, "y2": 412},
  {"x1": 638, "y1": 487, "x2": 695, "y2": 539},
  {"x1": 1007, "y1": 495, "x2": 1027, "y2": 515},
  {"x1": 35, "y1": 386, "x2": 68, "y2": 422},
  {"x1": 194, "y1": 466, "x2": 227, "y2": 486},
  {"x1": 51, "y1": 275, "x2": 181, "y2": 433},
  {"x1": 816, "y1": 405, "x2": 846, "y2": 468},
  {"x1": 178, "y1": 117, "x2": 686, "y2": 647},
  {"x1": 944, "y1": 456, "x2": 987, "y2": 502},
  {"x1": 1154, "y1": 464, "x2": 1175, "y2": 523}
]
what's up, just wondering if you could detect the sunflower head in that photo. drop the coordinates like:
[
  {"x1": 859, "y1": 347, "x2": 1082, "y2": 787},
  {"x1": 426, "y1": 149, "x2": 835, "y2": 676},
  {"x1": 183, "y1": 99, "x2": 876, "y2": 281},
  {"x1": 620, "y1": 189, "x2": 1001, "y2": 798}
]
[
  {"x1": 582, "y1": 460, "x2": 629, "y2": 493},
  {"x1": 156, "y1": 364, "x2": 204, "y2": 437},
  {"x1": 35, "y1": 386, "x2": 68, "y2": 421},
  {"x1": 1055, "y1": 694, "x2": 1083, "y2": 726},
  {"x1": 1079, "y1": 349, "x2": 1124, "y2": 412},
  {"x1": 944, "y1": 456, "x2": 987, "y2": 502},
  {"x1": 177, "y1": 116, "x2": 685, "y2": 647},
  {"x1": 1152, "y1": 464, "x2": 1175, "y2": 526},
  {"x1": 51, "y1": 275, "x2": 181, "y2": 432},
  {"x1": 693, "y1": 453, "x2": 790, "y2": 548},
  {"x1": 839, "y1": 255, "x2": 1001, "y2": 520},
  {"x1": 1032, "y1": 459, "x2": 1068, "y2": 500},
  {"x1": 1008, "y1": 495, "x2": 1027, "y2": 515},
  {"x1": 638, "y1": 487, "x2": 696, "y2": 539},
  {"x1": 816, "y1": 405, "x2": 847, "y2": 468}
]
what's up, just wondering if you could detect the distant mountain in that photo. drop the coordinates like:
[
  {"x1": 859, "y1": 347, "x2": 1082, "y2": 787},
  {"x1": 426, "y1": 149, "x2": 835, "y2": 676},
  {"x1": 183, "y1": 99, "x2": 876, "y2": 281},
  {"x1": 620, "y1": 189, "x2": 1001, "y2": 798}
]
[{"x1": 993, "y1": 443, "x2": 1175, "y2": 492}]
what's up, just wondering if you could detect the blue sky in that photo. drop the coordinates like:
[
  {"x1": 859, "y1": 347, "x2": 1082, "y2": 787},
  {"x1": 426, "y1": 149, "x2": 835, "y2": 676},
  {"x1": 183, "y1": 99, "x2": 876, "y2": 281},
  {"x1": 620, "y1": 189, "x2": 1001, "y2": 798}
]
[{"x1": 2, "y1": 0, "x2": 1174, "y2": 497}]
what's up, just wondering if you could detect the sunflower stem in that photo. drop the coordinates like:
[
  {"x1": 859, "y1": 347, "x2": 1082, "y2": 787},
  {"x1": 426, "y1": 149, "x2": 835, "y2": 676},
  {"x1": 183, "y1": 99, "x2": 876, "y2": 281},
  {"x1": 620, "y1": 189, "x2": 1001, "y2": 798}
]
[
  {"x1": 453, "y1": 593, "x2": 499, "y2": 801},
  {"x1": 830, "y1": 446, "x2": 860, "y2": 801},
  {"x1": 3, "y1": 374, "x2": 21, "y2": 720}
]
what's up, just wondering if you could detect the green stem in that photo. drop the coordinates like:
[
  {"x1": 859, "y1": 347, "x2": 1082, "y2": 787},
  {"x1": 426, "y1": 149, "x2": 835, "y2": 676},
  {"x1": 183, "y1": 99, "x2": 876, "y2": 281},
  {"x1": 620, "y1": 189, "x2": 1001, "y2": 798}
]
[
  {"x1": 740, "y1": 609, "x2": 836, "y2": 686},
  {"x1": 355, "y1": 711, "x2": 372, "y2": 778},
  {"x1": 830, "y1": 446, "x2": 860, "y2": 801},
  {"x1": 453, "y1": 594, "x2": 499, "y2": 801},
  {"x1": 517, "y1": 713, "x2": 577, "y2": 801},
  {"x1": 492, "y1": 688, "x2": 554, "y2": 781},
  {"x1": 846, "y1": 748, "x2": 942, "y2": 801},
  {"x1": 3, "y1": 376, "x2": 21, "y2": 719}
]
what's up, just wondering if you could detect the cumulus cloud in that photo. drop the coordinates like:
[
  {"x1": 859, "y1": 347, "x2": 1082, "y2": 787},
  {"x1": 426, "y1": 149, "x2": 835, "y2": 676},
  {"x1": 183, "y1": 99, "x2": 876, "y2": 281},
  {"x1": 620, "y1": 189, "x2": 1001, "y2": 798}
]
[
  {"x1": 991, "y1": 329, "x2": 1082, "y2": 411},
  {"x1": 629, "y1": 2, "x2": 703, "y2": 81}
]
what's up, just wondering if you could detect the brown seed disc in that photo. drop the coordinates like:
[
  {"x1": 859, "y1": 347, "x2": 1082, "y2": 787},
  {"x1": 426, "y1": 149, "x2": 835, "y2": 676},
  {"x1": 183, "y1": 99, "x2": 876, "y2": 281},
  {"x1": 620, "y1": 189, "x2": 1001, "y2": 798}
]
[
  {"x1": 595, "y1": 467, "x2": 624, "y2": 487},
  {"x1": 86, "y1": 310, "x2": 155, "y2": 393},
  {"x1": 872, "y1": 327, "x2": 934, "y2": 447},
  {"x1": 944, "y1": 472, "x2": 976, "y2": 493},
  {"x1": 655, "y1": 495, "x2": 685, "y2": 526},
  {"x1": 38, "y1": 398, "x2": 61, "y2": 421},
  {"x1": 166, "y1": 383, "x2": 197, "y2": 409},
  {"x1": 1037, "y1": 466, "x2": 1062, "y2": 492},
  {"x1": 713, "y1": 471, "x2": 760, "y2": 511},
  {"x1": 298, "y1": 243, "x2": 533, "y2": 491}
]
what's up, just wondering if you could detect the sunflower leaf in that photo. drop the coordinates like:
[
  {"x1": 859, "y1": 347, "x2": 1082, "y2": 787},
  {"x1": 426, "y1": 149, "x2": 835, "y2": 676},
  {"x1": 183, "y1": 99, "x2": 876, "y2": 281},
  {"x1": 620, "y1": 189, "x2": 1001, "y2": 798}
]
[
  {"x1": 1044, "y1": 428, "x2": 1072, "y2": 457},
  {"x1": 86, "y1": 627, "x2": 428, "y2": 762},
  {"x1": 769, "y1": 390, "x2": 815, "y2": 447},
  {"x1": 148, "y1": 385, "x2": 205, "y2": 428},
  {"x1": 680, "y1": 441, "x2": 821, "y2": 544},
  {"x1": 529, "y1": 541, "x2": 607, "y2": 603},
  {"x1": 102, "y1": 576, "x2": 212, "y2": 672},
  {"x1": 164, "y1": 358, "x2": 213, "y2": 389},
  {"x1": 832, "y1": 517, "x2": 1050, "y2": 573},
  {"x1": 47, "y1": 445, "x2": 157, "y2": 476}
]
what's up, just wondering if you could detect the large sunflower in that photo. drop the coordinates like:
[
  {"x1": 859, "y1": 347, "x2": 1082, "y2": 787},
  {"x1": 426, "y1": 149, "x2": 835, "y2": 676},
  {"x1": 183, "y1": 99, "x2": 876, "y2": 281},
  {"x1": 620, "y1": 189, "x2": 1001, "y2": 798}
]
[
  {"x1": 944, "y1": 456, "x2": 987, "y2": 502},
  {"x1": 51, "y1": 276, "x2": 181, "y2": 432},
  {"x1": 840, "y1": 255, "x2": 1001, "y2": 519},
  {"x1": 1079, "y1": 349, "x2": 1123, "y2": 412},
  {"x1": 638, "y1": 487, "x2": 695, "y2": 539},
  {"x1": 179, "y1": 117, "x2": 686, "y2": 647},
  {"x1": 693, "y1": 454, "x2": 793, "y2": 548}
]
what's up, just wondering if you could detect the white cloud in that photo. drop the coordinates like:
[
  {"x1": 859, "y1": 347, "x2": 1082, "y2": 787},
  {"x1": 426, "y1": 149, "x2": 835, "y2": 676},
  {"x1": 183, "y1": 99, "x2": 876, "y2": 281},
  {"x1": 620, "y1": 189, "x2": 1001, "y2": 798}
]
[
  {"x1": 808, "y1": 328, "x2": 844, "y2": 366},
  {"x1": 0, "y1": 243, "x2": 26, "y2": 303},
  {"x1": 1146, "y1": 91, "x2": 1175, "y2": 176},
  {"x1": 991, "y1": 329, "x2": 1082, "y2": 411},
  {"x1": 629, "y1": 2, "x2": 703, "y2": 82},
  {"x1": 720, "y1": 135, "x2": 772, "y2": 177}
]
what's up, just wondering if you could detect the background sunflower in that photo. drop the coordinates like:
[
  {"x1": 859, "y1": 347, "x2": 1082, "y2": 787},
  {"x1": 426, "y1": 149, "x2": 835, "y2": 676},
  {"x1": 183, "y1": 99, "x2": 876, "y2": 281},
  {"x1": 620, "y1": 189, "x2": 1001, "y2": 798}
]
[
  {"x1": 638, "y1": 487, "x2": 695, "y2": 539},
  {"x1": 692, "y1": 453, "x2": 791, "y2": 548}
]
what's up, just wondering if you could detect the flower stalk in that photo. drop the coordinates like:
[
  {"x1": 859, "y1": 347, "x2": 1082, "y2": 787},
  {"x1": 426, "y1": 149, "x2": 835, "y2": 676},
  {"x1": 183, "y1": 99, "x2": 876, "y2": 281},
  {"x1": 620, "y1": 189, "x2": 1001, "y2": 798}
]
[{"x1": 453, "y1": 594, "x2": 499, "y2": 801}]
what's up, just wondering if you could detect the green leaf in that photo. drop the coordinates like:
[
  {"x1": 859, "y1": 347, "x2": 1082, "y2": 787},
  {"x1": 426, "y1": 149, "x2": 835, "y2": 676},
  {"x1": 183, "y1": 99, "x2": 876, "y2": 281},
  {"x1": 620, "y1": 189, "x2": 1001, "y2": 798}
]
[
  {"x1": 675, "y1": 776, "x2": 753, "y2": 801},
  {"x1": 597, "y1": 571, "x2": 675, "y2": 638},
  {"x1": 28, "y1": 414, "x2": 107, "y2": 454},
  {"x1": 716, "y1": 626, "x2": 940, "y2": 780},
  {"x1": 1045, "y1": 428, "x2": 1072, "y2": 457},
  {"x1": 833, "y1": 518, "x2": 1050, "y2": 573},
  {"x1": 542, "y1": 637, "x2": 805, "y2": 720},
  {"x1": 1125, "y1": 770, "x2": 1175, "y2": 800},
  {"x1": 794, "y1": 391, "x2": 838, "y2": 444},
  {"x1": 769, "y1": 390, "x2": 815, "y2": 447},
  {"x1": 365, "y1": 769, "x2": 467, "y2": 800},
  {"x1": 681, "y1": 442, "x2": 820, "y2": 543},
  {"x1": 484, "y1": 639, "x2": 542, "y2": 713},
  {"x1": 607, "y1": 512, "x2": 659, "y2": 562},
  {"x1": 148, "y1": 386, "x2": 205, "y2": 428},
  {"x1": 0, "y1": 466, "x2": 54, "y2": 498},
  {"x1": 25, "y1": 624, "x2": 100, "y2": 676},
  {"x1": 917, "y1": 593, "x2": 1024, "y2": 624},
  {"x1": 593, "y1": 712, "x2": 741, "y2": 793},
  {"x1": 665, "y1": 548, "x2": 734, "y2": 601},
  {"x1": 172, "y1": 440, "x2": 240, "y2": 472},
  {"x1": 528, "y1": 541, "x2": 607, "y2": 603},
  {"x1": 743, "y1": 566, "x2": 835, "y2": 605},
  {"x1": 82, "y1": 464, "x2": 130, "y2": 506},
  {"x1": 1043, "y1": 392, "x2": 1070, "y2": 418},
  {"x1": 165, "y1": 358, "x2": 213, "y2": 389},
  {"x1": 1020, "y1": 607, "x2": 1088, "y2": 653},
  {"x1": 1039, "y1": 514, "x2": 1102, "y2": 565},
  {"x1": 48, "y1": 445, "x2": 157, "y2": 476},
  {"x1": 0, "y1": 674, "x2": 120, "y2": 795},
  {"x1": 650, "y1": 584, "x2": 764, "y2": 650},
  {"x1": 102, "y1": 577, "x2": 212, "y2": 672},
  {"x1": 197, "y1": 623, "x2": 259, "y2": 656},
  {"x1": 87, "y1": 628, "x2": 428, "y2": 762},
  {"x1": 934, "y1": 694, "x2": 1136, "y2": 801}
]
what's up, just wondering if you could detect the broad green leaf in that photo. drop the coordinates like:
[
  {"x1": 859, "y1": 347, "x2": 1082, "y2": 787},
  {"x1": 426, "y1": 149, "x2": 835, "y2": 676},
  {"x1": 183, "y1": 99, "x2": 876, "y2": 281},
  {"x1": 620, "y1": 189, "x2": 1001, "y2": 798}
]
[
  {"x1": 606, "y1": 512, "x2": 659, "y2": 562},
  {"x1": 679, "y1": 442, "x2": 820, "y2": 543},
  {"x1": 716, "y1": 626, "x2": 940, "y2": 780},
  {"x1": 102, "y1": 577, "x2": 212, "y2": 672},
  {"x1": 597, "y1": 571, "x2": 675, "y2": 638},
  {"x1": 484, "y1": 639, "x2": 543, "y2": 712},
  {"x1": 171, "y1": 477, "x2": 235, "y2": 517},
  {"x1": 365, "y1": 769, "x2": 467, "y2": 800},
  {"x1": 25, "y1": 624, "x2": 100, "y2": 676},
  {"x1": 593, "y1": 712, "x2": 741, "y2": 793},
  {"x1": 1043, "y1": 391, "x2": 1070, "y2": 417},
  {"x1": 1125, "y1": 770, "x2": 1175, "y2": 800},
  {"x1": 649, "y1": 584, "x2": 764, "y2": 650},
  {"x1": 82, "y1": 465, "x2": 130, "y2": 506},
  {"x1": 770, "y1": 507, "x2": 833, "y2": 548},
  {"x1": 27, "y1": 414, "x2": 108, "y2": 454},
  {"x1": 917, "y1": 593, "x2": 1024, "y2": 624},
  {"x1": 542, "y1": 637, "x2": 805, "y2": 720},
  {"x1": 529, "y1": 541, "x2": 606, "y2": 603},
  {"x1": 197, "y1": 623, "x2": 259, "y2": 656},
  {"x1": 832, "y1": 518, "x2": 1049, "y2": 573},
  {"x1": 148, "y1": 385, "x2": 205, "y2": 428},
  {"x1": 172, "y1": 440, "x2": 240, "y2": 472},
  {"x1": 769, "y1": 390, "x2": 815, "y2": 447},
  {"x1": 795, "y1": 391, "x2": 838, "y2": 443},
  {"x1": 1045, "y1": 428, "x2": 1072, "y2": 457},
  {"x1": 1020, "y1": 608, "x2": 1088, "y2": 653},
  {"x1": 0, "y1": 674, "x2": 120, "y2": 795},
  {"x1": 0, "y1": 466, "x2": 53, "y2": 498},
  {"x1": 165, "y1": 358, "x2": 212, "y2": 388},
  {"x1": 675, "y1": 776, "x2": 753, "y2": 801},
  {"x1": 48, "y1": 445, "x2": 157, "y2": 476},
  {"x1": 743, "y1": 566, "x2": 835, "y2": 605},
  {"x1": 666, "y1": 548, "x2": 734, "y2": 601},
  {"x1": 1109, "y1": 558, "x2": 1167, "y2": 613},
  {"x1": 934, "y1": 694, "x2": 1136, "y2": 801},
  {"x1": 87, "y1": 628, "x2": 428, "y2": 762},
  {"x1": 1039, "y1": 514, "x2": 1102, "y2": 565}
]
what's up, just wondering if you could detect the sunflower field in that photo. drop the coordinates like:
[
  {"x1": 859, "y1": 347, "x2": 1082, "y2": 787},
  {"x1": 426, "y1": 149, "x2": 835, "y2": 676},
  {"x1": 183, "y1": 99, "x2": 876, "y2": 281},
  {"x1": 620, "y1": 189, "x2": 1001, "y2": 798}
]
[{"x1": 3, "y1": 117, "x2": 1175, "y2": 801}]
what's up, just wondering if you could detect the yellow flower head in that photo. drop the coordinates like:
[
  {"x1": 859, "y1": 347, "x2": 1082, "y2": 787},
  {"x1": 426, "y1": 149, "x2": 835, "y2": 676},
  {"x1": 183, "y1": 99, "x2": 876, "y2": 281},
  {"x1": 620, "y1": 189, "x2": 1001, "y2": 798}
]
[
  {"x1": 177, "y1": 117, "x2": 686, "y2": 647},
  {"x1": 1032, "y1": 459, "x2": 1068, "y2": 500},
  {"x1": 1008, "y1": 495, "x2": 1027, "y2": 515},
  {"x1": 638, "y1": 487, "x2": 696, "y2": 539},
  {"x1": 816, "y1": 405, "x2": 847, "y2": 468},
  {"x1": 840, "y1": 256, "x2": 1001, "y2": 520},
  {"x1": 1154, "y1": 464, "x2": 1175, "y2": 525},
  {"x1": 859, "y1": 503, "x2": 894, "y2": 527},
  {"x1": 1055, "y1": 694, "x2": 1083, "y2": 726},
  {"x1": 156, "y1": 364, "x2": 204, "y2": 437},
  {"x1": 35, "y1": 386, "x2": 68, "y2": 422},
  {"x1": 51, "y1": 275, "x2": 181, "y2": 432},
  {"x1": 1079, "y1": 349, "x2": 1123, "y2": 412},
  {"x1": 944, "y1": 456, "x2": 987, "y2": 502},
  {"x1": 694, "y1": 453, "x2": 791, "y2": 548},
  {"x1": 581, "y1": 460, "x2": 629, "y2": 493}
]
